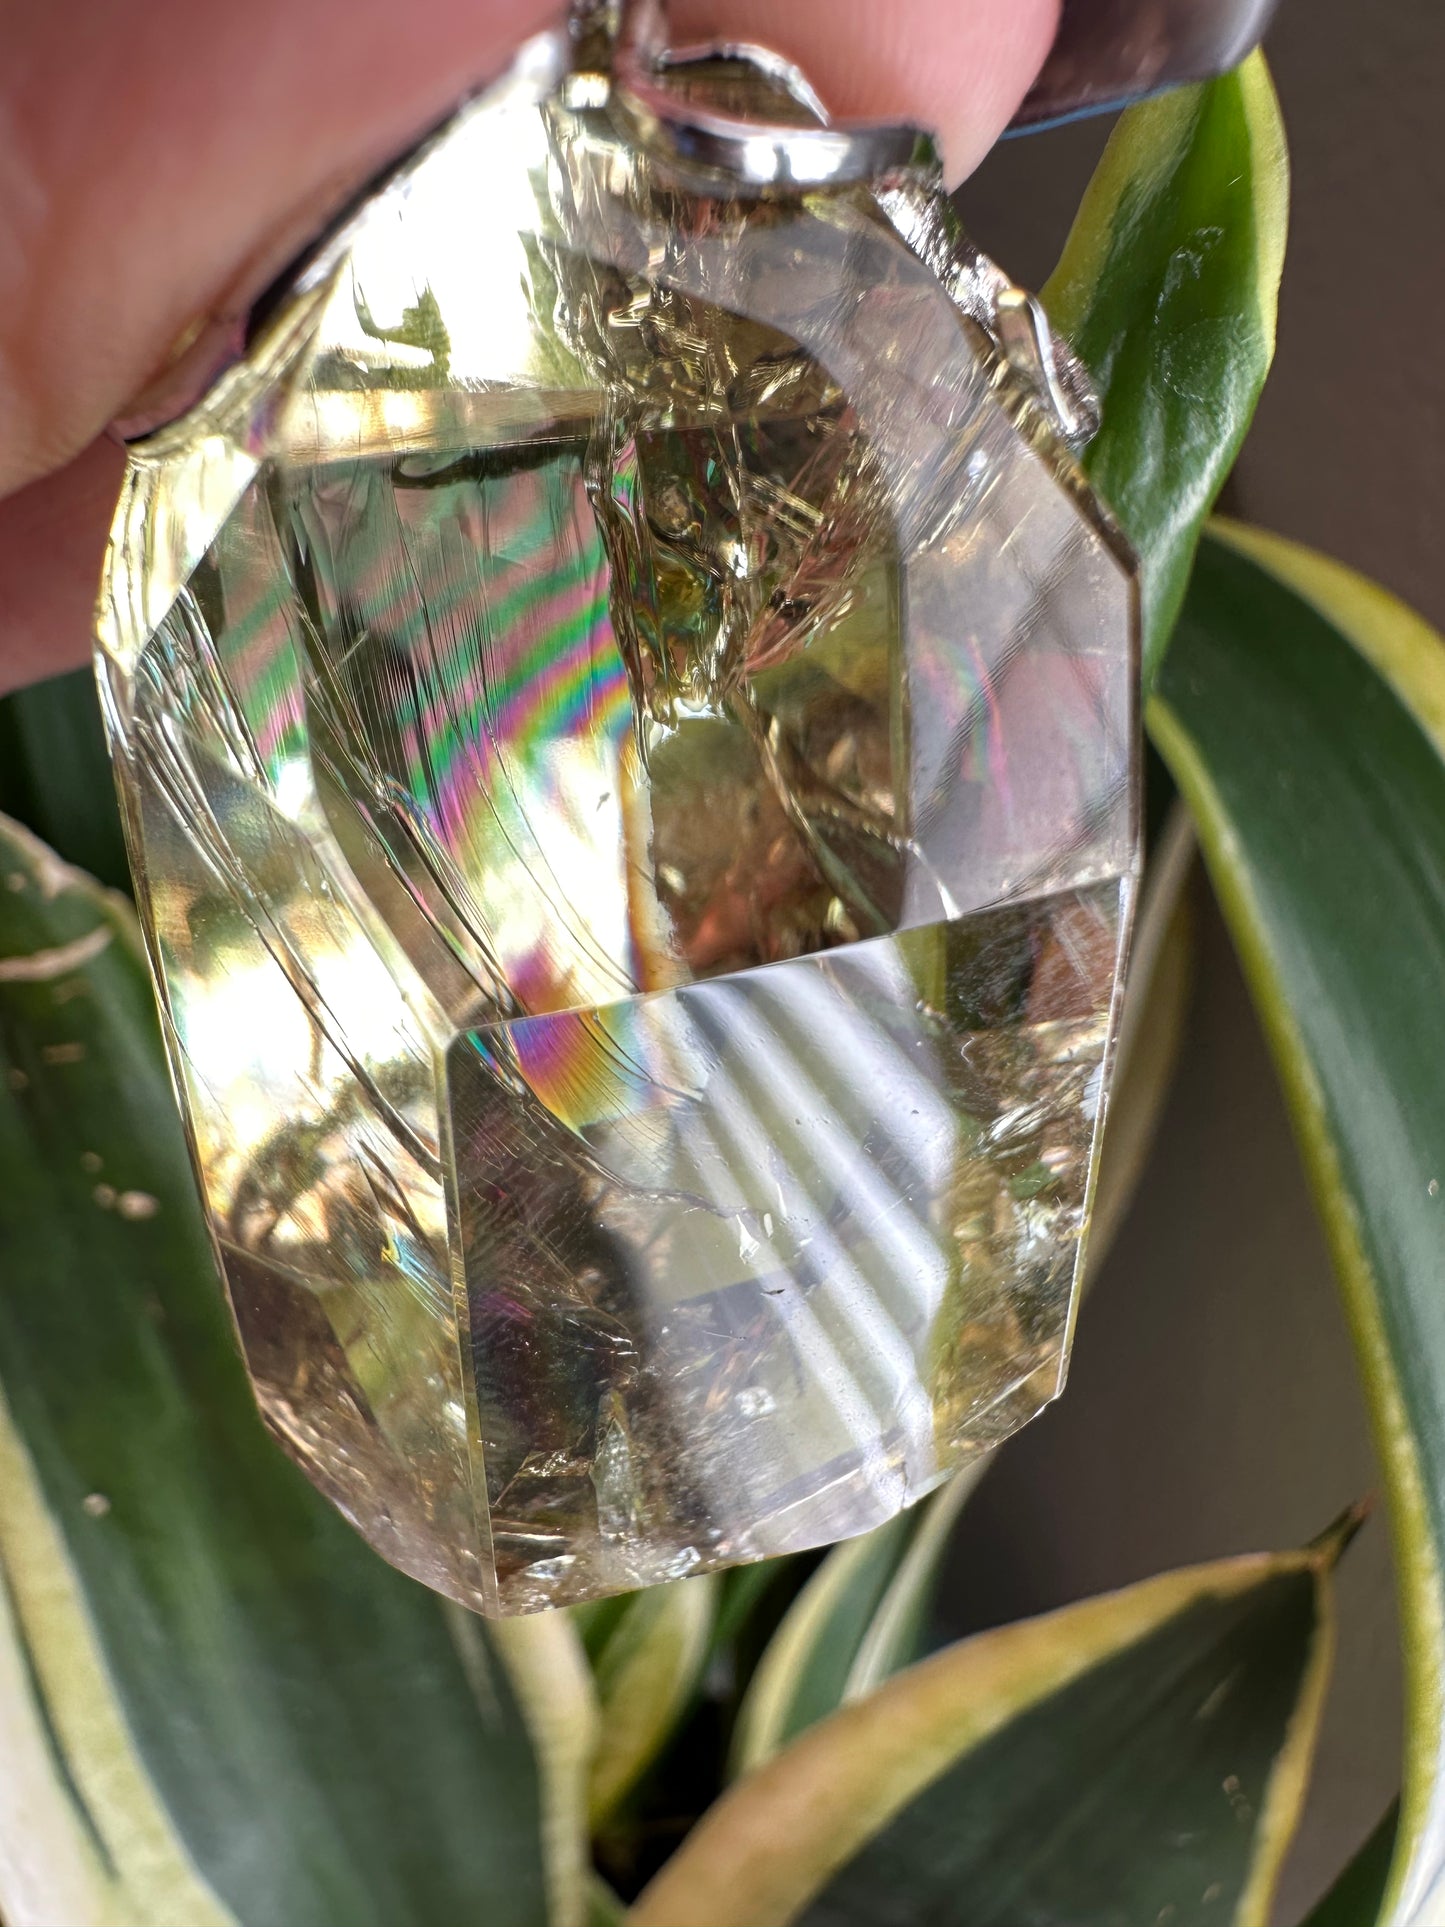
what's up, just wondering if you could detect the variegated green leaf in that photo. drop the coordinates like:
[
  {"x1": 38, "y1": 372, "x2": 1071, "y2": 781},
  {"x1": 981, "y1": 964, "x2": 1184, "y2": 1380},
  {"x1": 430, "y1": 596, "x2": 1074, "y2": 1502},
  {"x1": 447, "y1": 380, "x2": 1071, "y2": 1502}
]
[
  {"x1": 634, "y1": 1532, "x2": 1347, "y2": 1927},
  {"x1": 836, "y1": 1465, "x2": 983, "y2": 1707},
  {"x1": 1042, "y1": 52, "x2": 1288, "y2": 687},
  {"x1": 729, "y1": 1507, "x2": 913, "y2": 1780},
  {"x1": 711, "y1": 1557, "x2": 802, "y2": 1665},
  {"x1": 482, "y1": 1609, "x2": 599, "y2": 1926},
  {"x1": 0, "y1": 817, "x2": 557, "y2": 1927},
  {"x1": 729, "y1": 1475, "x2": 981, "y2": 1779},
  {"x1": 1151, "y1": 525, "x2": 1445, "y2": 1925},
  {"x1": 586, "y1": 1575, "x2": 717, "y2": 1827}
]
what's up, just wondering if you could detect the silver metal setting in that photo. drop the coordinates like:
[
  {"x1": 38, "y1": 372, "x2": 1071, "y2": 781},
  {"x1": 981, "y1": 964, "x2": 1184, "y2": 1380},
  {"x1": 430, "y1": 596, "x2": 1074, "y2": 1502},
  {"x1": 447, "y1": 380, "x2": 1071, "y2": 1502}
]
[
  {"x1": 584, "y1": 0, "x2": 1099, "y2": 447},
  {"x1": 113, "y1": 0, "x2": 1100, "y2": 451},
  {"x1": 605, "y1": 0, "x2": 937, "y2": 187}
]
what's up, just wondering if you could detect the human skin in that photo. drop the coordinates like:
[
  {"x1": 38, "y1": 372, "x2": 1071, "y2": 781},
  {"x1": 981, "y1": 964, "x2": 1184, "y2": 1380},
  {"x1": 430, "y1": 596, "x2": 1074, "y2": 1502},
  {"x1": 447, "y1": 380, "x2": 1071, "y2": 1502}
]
[{"x1": 0, "y1": 0, "x2": 1059, "y2": 694}]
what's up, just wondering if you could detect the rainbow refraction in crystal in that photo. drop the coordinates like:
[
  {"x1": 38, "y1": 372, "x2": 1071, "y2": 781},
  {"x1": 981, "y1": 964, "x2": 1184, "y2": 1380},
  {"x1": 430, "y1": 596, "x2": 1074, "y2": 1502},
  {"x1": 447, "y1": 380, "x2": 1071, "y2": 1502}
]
[{"x1": 97, "y1": 33, "x2": 1138, "y2": 1612}]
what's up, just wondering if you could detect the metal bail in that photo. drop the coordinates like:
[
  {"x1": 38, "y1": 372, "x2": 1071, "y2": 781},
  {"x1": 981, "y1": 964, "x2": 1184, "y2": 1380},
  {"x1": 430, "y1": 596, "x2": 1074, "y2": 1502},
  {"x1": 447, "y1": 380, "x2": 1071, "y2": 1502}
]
[{"x1": 582, "y1": 0, "x2": 941, "y2": 189}]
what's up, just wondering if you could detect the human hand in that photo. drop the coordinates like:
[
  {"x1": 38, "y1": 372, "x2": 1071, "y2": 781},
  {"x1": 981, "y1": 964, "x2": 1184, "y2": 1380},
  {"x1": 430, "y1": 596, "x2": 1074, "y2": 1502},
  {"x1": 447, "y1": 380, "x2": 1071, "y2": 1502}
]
[{"x1": 0, "y1": 0, "x2": 1065, "y2": 696}]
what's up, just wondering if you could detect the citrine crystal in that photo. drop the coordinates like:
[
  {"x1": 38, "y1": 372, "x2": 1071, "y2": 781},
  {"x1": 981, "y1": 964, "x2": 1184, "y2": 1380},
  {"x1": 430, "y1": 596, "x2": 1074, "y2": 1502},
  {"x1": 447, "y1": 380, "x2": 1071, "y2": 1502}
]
[{"x1": 97, "y1": 31, "x2": 1138, "y2": 1612}]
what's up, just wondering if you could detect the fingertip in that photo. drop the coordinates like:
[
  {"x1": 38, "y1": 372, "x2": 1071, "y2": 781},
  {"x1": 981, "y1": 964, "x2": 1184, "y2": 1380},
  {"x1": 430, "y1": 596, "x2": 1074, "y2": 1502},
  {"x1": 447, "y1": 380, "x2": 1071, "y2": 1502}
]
[
  {"x1": 0, "y1": 0, "x2": 1053, "y2": 503},
  {"x1": 0, "y1": 0, "x2": 1061, "y2": 694},
  {"x1": 671, "y1": 0, "x2": 1061, "y2": 181},
  {"x1": 0, "y1": 438, "x2": 124, "y2": 696}
]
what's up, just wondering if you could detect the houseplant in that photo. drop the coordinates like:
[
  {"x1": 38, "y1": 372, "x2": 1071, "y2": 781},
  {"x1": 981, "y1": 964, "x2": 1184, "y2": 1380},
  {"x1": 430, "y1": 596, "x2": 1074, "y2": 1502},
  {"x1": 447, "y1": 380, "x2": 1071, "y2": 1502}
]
[{"x1": 0, "y1": 48, "x2": 1437, "y2": 1926}]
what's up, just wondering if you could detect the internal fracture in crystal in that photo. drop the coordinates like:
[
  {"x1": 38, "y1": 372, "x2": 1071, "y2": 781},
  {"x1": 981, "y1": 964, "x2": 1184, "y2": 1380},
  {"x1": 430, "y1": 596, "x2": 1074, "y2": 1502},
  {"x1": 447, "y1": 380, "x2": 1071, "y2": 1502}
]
[{"x1": 97, "y1": 31, "x2": 1139, "y2": 1612}]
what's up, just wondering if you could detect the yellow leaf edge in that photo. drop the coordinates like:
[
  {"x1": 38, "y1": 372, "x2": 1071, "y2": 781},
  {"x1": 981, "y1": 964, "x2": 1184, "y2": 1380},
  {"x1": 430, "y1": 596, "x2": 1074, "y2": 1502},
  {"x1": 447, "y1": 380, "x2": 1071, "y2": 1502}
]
[
  {"x1": 1148, "y1": 520, "x2": 1445, "y2": 1924},
  {"x1": 839, "y1": 1461, "x2": 988, "y2": 1706},
  {"x1": 0, "y1": 820, "x2": 235, "y2": 1927},
  {"x1": 1237, "y1": 1513, "x2": 1346, "y2": 1927},
  {"x1": 588, "y1": 1574, "x2": 717, "y2": 1828},
  {"x1": 1042, "y1": 50, "x2": 1288, "y2": 359},
  {"x1": 630, "y1": 1546, "x2": 1331, "y2": 1927},
  {"x1": 453, "y1": 1605, "x2": 600, "y2": 1927},
  {"x1": 0, "y1": 1375, "x2": 237, "y2": 1927},
  {"x1": 727, "y1": 1528, "x2": 892, "y2": 1782}
]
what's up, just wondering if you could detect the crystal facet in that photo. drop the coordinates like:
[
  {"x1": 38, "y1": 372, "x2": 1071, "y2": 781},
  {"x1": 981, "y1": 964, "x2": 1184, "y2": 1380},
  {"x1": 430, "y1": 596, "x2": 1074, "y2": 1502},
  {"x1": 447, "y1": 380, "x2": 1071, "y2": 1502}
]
[{"x1": 97, "y1": 30, "x2": 1139, "y2": 1612}]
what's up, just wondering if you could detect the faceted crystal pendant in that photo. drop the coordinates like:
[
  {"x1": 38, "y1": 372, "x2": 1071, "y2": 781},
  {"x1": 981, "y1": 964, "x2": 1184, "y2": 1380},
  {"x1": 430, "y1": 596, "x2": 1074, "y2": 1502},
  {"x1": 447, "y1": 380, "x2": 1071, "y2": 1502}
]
[{"x1": 96, "y1": 26, "x2": 1139, "y2": 1613}]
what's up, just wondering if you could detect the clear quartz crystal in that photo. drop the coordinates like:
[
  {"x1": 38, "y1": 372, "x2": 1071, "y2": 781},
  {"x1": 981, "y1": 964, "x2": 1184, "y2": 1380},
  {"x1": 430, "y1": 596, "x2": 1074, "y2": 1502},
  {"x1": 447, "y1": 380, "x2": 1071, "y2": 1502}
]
[{"x1": 97, "y1": 34, "x2": 1139, "y2": 1613}]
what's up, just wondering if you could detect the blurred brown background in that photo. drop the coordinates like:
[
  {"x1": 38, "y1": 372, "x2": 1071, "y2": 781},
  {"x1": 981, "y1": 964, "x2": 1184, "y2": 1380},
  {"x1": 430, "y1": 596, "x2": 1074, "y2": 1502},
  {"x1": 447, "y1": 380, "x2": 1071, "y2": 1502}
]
[{"x1": 942, "y1": 0, "x2": 1444, "y2": 1915}]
